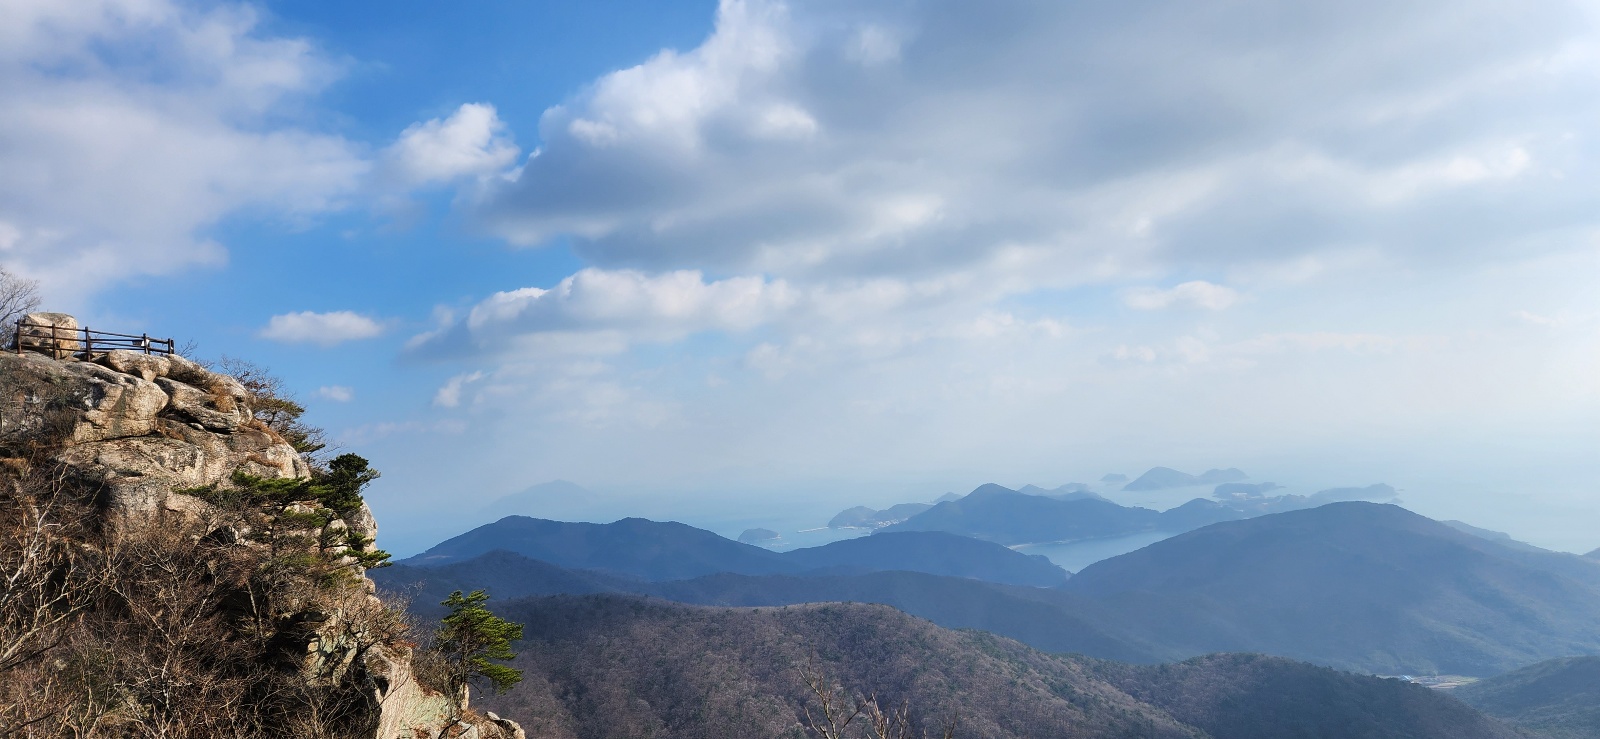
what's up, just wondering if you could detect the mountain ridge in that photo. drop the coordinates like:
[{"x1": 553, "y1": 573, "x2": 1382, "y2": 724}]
[
  {"x1": 879, "y1": 484, "x2": 1243, "y2": 544},
  {"x1": 780, "y1": 530, "x2": 1068, "y2": 586},
  {"x1": 1123, "y1": 467, "x2": 1247, "y2": 491},
  {"x1": 404, "y1": 516, "x2": 1067, "y2": 586},
  {"x1": 478, "y1": 594, "x2": 1526, "y2": 739},
  {"x1": 386, "y1": 502, "x2": 1600, "y2": 676},
  {"x1": 1062, "y1": 501, "x2": 1600, "y2": 675}
]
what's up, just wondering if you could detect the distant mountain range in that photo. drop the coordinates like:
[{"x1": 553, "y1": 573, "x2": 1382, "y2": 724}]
[
  {"x1": 827, "y1": 501, "x2": 933, "y2": 528},
  {"x1": 830, "y1": 478, "x2": 1405, "y2": 548},
  {"x1": 475, "y1": 595, "x2": 1524, "y2": 739},
  {"x1": 382, "y1": 502, "x2": 1600, "y2": 676},
  {"x1": 830, "y1": 484, "x2": 1106, "y2": 530},
  {"x1": 1456, "y1": 656, "x2": 1600, "y2": 738},
  {"x1": 1306, "y1": 482, "x2": 1398, "y2": 504},
  {"x1": 1017, "y1": 482, "x2": 1100, "y2": 498},
  {"x1": 1061, "y1": 502, "x2": 1600, "y2": 675},
  {"x1": 779, "y1": 530, "x2": 1066, "y2": 586},
  {"x1": 1442, "y1": 520, "x2": 1551, "y2": 553},
  {"x1": 393, "y1": 517, "x2": 1067, "y2": 586},
  {"x1": 1123, "y1": 466, "x2": 1247, "y2": 491},
  {"x1": 405, "y1": 516, "x2": 795, "y2": 580},
  {"x1": 876, "y1": 483, "x2": 1243, "y2": 545}
]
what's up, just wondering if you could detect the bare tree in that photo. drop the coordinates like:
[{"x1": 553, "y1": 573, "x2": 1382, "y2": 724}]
[
  {"x1": 0, "y1": 266, "x2": 40, "y2": 340},
  {"x1": 800, "y1": 660, "x2": 958, "y2": 739},
  {"x1": 801, "y1": 659, "x2": 865, "y2": 739},
  {"x1": 0, "y1": 474, "x2": 102, "y2": 675},
  {"x1": 211, "y1": 355, "x2": 332, "y2": 464},
  {"x1": 0, "y1": 472, "x2": 112, "y2": 738}
]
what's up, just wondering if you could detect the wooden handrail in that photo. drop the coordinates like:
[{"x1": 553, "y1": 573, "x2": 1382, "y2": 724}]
[{"x1": 13, "y1": 319, "x2": 176, "y2": 358}]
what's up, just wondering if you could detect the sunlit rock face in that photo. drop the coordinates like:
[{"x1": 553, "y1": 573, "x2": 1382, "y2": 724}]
[
  {"x1": 14, "y1": 311, "x2": 80, "y2": 359},
  {"x1": 0, "y1": 347, "x2": 309, "y2": 532}
]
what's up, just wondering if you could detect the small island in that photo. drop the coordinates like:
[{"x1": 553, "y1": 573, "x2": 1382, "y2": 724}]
[{"x1": 737, "y1": 527, "x2": 781, "y2": 544}]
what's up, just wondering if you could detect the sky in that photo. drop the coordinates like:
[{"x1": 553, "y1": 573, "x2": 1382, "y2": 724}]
[{"x1": 3, "y1": 0, "x2": 1598, "y2": 555}]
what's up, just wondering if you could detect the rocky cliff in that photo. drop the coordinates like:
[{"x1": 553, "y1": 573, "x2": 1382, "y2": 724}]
[{"x1": 0, "y1": 315, "x2": 522, "y2": 739}]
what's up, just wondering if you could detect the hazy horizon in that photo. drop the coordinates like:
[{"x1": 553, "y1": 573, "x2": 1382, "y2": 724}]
[{"x1": 378, "y1": 462, "x2": 1599, "y2": 559}]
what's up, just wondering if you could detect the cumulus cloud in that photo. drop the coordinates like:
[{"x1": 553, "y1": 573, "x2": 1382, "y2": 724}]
[
  {"x1": 466, "y1": 0, "x2": 1600, "y2": 295},
  {"x1": 382, "y1": 103, "x2": 520, "y2": 187},
  {"x1": 0, "y1": 0, "x2": 368, "y2": 302},
  {"x1": 410, "y1": 268, "x2": 802, "y2": 355},
  {"x1": 403, "y1": 263, "x2": 1044, "y2": 359},
  {"x1": 1124, "y1": 281, "x2": 1240, "y2": 311},
  {"x1": 404, "y1": 0, "x2": 1600, "y2": 426},
  {"x1": 317, "y1": 385, "x2": 354, "y2": 402},
  {"x1": 259, "y1": 311, "x2": 385, "y2": 346}
]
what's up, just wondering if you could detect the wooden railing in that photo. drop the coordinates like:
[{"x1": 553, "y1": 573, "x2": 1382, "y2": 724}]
[{"x1": 12, "y1": 319, "x2": 175, "y2": 359}]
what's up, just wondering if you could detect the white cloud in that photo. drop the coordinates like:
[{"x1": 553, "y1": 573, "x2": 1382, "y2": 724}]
[
  {"x1": 316, "y1": 385, "x2": 354, "y2": 402},
  {"x1": 411, "y1": 268, "x2": 802, "y2": 355},
  {"x1": 1124, "y1": 281, "x2": 1241, "y2": 311},
  {"x1": 846, "y1": 25, "x2": 902, "y2": 66},
  {"x1": 433, "y1": 371, "x2": 485, "y2": 408},
  {"x1": 259, "y1": 311, "x2": 385, "y2": 346},
  {"x1": 0, "y1": 0, "x2": 368, "y2": 303},
  {"x1": 749, "y1": 103, "x2": 819, "y2": 140},
  {"x1": 467, "y1": 0, "x2": 1600, "y2": 298},
  {"x1": 405, "y1": 264, "x2": 1051, "y2": 360},
  {"x1": 383, "y1": 103, "x2": 520, "y2": 187},
  {"x1": 553, "y1": 0, "x2": 796, "y2": 154}
]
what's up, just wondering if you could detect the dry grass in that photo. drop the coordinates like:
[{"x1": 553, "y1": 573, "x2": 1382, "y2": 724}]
[
  {"x1": 0, "y1": 457, "x2": 28, "y2": 478},
  {"x1": 0, "y1": 466, "x2": 413, "y2": 738}
]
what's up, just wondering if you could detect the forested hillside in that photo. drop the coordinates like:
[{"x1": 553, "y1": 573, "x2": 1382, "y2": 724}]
[
  {"x1": 1063, "y1": 502, "x2": 1600, "y2": 675},
  {"x1": 1455, "y1": 656, "x2": 1600, "y2": 738},
  {"x1": 476, "y1": 595, "x2": 1527, "y2": 739},
  {"x1": 378, "y1": 501, "x2": 1600, "y2": 676}
]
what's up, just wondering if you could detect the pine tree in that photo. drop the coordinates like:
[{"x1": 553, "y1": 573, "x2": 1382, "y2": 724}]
[{"x1": 436, "y1": 590, "x2": 524, "y2": 707}]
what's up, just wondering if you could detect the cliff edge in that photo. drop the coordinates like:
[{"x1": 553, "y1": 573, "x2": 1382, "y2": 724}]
[{"x1": 0, "y1": 314, "x2": 522, "y2": 739}]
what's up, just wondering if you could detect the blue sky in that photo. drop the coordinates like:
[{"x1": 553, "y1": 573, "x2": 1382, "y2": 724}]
[{"x1": 5, "y1": 0, "x2": 1598, "y2": 555}]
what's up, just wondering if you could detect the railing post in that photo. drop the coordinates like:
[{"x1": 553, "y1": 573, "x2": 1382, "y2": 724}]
[{"x1": 10, "y1": 323, "x2": 181, "y2": 359}]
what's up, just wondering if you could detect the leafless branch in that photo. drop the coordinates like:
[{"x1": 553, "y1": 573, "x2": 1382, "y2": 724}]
[{"x1": 0, "y1": 266, "x2": 40, "y2": 341}]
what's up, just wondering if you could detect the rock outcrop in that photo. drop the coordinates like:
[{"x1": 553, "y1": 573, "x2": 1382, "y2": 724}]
[
  {"x1": 0, "y1": 320, "x2": 522, "y2": 739},
  {"x1": 1, "y1": 349, "x2": 306, "y2": 535},
  {"x1": 14, "y1": 311, "x2": 80, "y2": 358}
]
